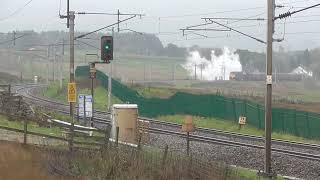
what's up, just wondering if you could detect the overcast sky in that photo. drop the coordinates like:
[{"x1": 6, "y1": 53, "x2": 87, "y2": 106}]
[{"x1": 0, "y1": 0, "x2": 319, "y2": 51}]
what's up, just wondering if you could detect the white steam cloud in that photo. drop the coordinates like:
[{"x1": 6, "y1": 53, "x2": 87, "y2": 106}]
[{"x1": 183, "y1": 47, "x2": 242, "y2": 80}]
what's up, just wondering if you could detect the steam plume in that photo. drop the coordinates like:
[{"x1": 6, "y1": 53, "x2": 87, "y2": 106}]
[{"x1": 183, "y1": 47, "x2": 242, "y2": 80}]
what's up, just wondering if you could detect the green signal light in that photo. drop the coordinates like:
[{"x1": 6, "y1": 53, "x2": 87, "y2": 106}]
[{"x1": 105, "y1": 45, "x2": 109, "y2": 50}]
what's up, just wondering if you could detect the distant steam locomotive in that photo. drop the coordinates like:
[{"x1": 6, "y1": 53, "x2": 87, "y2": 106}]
[{"x1": 229, "y1": 72, "x2": 304, "y2": 81}]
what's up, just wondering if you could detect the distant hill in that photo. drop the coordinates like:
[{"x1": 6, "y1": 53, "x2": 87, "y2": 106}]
[
  {"x1": 1, "y1": 30, "x2": 320, "y2": 79},
  {"x1": 0, "y1": 30, "x2": 186, "y2": 57}
]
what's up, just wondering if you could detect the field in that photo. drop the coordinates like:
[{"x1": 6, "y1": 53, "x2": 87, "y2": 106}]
[
  {"x1": 3, "y1": 49, "x2": 320, "y2": 114},
  {"x1": 0, "y1": 50, "x2": 190, "y2": 82}
]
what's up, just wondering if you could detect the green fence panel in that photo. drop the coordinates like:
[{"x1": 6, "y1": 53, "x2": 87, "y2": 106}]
[
  {"x1": 246, "y1": 103, "x2": 260, "y2": 129},
  {"x1": 308, "y1": 113, "x2": 320, "y2": 138},
  {"x1": 76, "y1": 65, "x2": 320, "y2": 139}
]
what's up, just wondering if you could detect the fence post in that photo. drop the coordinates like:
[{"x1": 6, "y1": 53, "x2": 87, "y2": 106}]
[
  {"x1": 257, "y1": 104, "x2": 261, "y2": 129},
  {"x1": 244, "y1": 100, "x2": 247, "y2": 118},
  {"x1": 8, "y1": 84, "x2": 11, "y2": 96},
  {"x1": 294, "y1": 110, "x2": 298, "y2": 136},
  {"x1": 116, "y1": 126, "x2": 119, "y2": 147},
  {"x1": 306, "y1": 112, "x2": 310, "y2": 138},
  {"x1": 69, "y1": 123, "x2": 74, "y2": 153},
  {"x1": 223, "y1": 99, "x2": 226, "y2": 119},
  {"x1": 162, "y1": 144, "x2": 169, "y2": 167},
  {"x1": 18, "y1": 96, "x2": 22, "y2": 111},
  {"x1": 104, "y1": 125, "x2": 111, "y2": 147},
  {"x1": 232, "y1": 99, "x2": 237, "y2": 122},
  {"x1": 281, "y1": 111, "x2": 285, "y2": 132},
  {"x1": 23, "y1": 118, "x2": 27, "y2": 145},
  {"x1": 137, "y1": 132, "x2": 142, "y2": 150},
  {"x1": 187, "y1": 132, "x2": 190, "y2": 156}
]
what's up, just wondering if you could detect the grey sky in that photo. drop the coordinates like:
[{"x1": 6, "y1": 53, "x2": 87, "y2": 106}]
[{"x1": 0, "y1": 0, "x2": 319, "y2": 51}]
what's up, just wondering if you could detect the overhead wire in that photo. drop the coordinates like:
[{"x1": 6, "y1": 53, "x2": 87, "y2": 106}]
[
  {"x1": 0, "y1": 0, "x2": 34, "y2": 21},
  {"x1": 0, "y1": 34, "x2": 28, "y2": 45}
]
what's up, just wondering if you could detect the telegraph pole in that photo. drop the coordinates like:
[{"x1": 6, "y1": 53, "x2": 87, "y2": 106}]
[
  {"x1": 53, "y1": 48, "x2": 56, "y2": 81},
  {"x1": 60, "y1": 40, "x2": 65, "y2": 89},
  {"x1": 117, "y1": 9, "x2": 120, "y2": 32},
  {"x1": 69, "y1": 11, "x2": 76, "y2": 152},
  {"x1": 19, "y1": 56, "x2": 22, "y2": 82},
  {"x1": 13, "y1": 31, "x2": 16, "y2": 46},
  {"x1": 264, "y1": 0, "x2": 274, "y2": 176},
  {"x1": 107, "y1": 28, "x2": 114, "y2": 112},
  {"x1": 108, "y1": 63, "x2": 112, "y2": 112}
]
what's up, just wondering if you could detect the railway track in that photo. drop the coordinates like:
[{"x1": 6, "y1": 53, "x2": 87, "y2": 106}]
[{"x1": 14, "y1": 84, "x2": 320, "y2": 162}]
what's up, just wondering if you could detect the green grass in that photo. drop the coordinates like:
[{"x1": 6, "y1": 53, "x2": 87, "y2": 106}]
[
  {"x1": 42, "y1": 82, "x2": 67, "y2": 103},
  {"x1": 133, "y1": 86, "x2": 176, "y2": 99},
  {"x1": 157, "y1": 115, "x2": 320, "y2": 144},
  {"x1": 78, "y1": 87, "x2": 122, "y2": 110},
  {"x1": 0, "y1": 114, "x2": 104, "y2": 146},
  {"x1": 43, "y1": 82, "x2": 122, "y2": 111},
  {"x1": 0, "y1": 115, "x2": 62, "y2": 137},
  {"x1": 235, "y1": 167, "x2": 285, "y2": 180}
]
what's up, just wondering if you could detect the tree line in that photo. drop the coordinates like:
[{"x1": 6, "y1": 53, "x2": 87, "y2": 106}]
[{"x1": 0, "y1": 30, "x2": 319, "y2": 76}]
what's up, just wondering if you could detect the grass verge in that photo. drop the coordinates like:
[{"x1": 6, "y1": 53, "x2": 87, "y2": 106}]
[{"x1": 42, "y1": 82, "x2": 122, "y2": 111}]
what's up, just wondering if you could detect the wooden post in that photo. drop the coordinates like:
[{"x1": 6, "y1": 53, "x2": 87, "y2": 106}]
[
  {"x1": 116, "y1": 126, "x2": 119, "y2": 147},
  {"x1": 69, "y1": 123, "x2": 74, "y2": 152},
  {"x1": 187, "y1": 132, "x2": 190, "y2": 156},
  {"x1": 18, "y1": 96, "x2": 22, "y2": 111},
  {"x1": 8, "y1": 84, "x2": 11, "y2": 96},
  {"x1": 162, "y1": 144, "x2": 168, "y2": 167},
  {"x1": 137, "y1": 133, "x2": 142, "y2": 150},
  {"x1": 23, "y1": 118, "x2": 27, "y2": 145},
  {"x1": 104, "y1": 125, "x2": 111, "y2": 147}
]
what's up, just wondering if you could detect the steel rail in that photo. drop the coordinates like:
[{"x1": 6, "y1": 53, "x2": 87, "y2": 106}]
[{"x1": 15, "y1": 85, "x2": 320, "y2": 154}]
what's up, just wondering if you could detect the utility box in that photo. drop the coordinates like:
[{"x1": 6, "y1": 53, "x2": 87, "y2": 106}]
[{"x1": 112, "y1": 104, "x2": 138, "y2": 144}]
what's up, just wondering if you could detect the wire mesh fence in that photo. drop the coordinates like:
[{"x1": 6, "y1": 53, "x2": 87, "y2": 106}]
[{"x1": 77, "y1": 65, "x2": 320, "y2": 139}]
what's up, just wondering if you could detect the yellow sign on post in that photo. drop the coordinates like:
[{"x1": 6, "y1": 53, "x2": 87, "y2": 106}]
[
  {"x1": 238, "y1": 116, "x2": 247, "y2": 125},
  {"x1": 68, "y1": 83, "x2": 77, "y2": 103}
]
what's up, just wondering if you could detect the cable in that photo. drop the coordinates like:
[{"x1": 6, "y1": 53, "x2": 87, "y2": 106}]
[
  {"x1": 75, "y1": 15, "x2": 137, "y2": 39},
  {"x1": 59, "y1": 0, "x2": 62, "y2": 16},
  {"x1": 75, "y1": 40, "x2": 101, "y2": 50},
  {"x1": 0, "y1": 34, "x2": 28, "y2": 45},
  {"x1": 209, "y1": 20, "x2": 266, "y2": 44},
  {"x1": 160, "y1": 6, "x2": 265, "y2": 19},
  {"x1": 202, "y1": 17, "x2": 266, "y2": 21},
  {"x1": 0, "y1": 0, "x2": 34, "y2": 21},
  {"x1": 275, "y1": 3, "x2": 320, "y2": 20},
  {"x1": 204, "y1": 19, "x2": 320, "y2": 30}
]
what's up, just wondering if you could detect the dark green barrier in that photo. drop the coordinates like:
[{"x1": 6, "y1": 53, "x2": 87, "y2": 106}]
[{"x1": 76, "y1": 65, "x2": 320, "y2": 139}]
